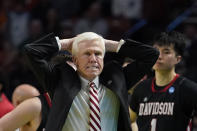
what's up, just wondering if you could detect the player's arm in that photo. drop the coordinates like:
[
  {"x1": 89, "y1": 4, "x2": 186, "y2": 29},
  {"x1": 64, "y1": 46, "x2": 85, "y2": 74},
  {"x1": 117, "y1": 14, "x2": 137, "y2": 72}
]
[
  {"x1": 0, "y1": 97, "x2": 41, "y2": 131},
  {"x1": 129, "y1": 107, "x2": 138, "y2": 131}
]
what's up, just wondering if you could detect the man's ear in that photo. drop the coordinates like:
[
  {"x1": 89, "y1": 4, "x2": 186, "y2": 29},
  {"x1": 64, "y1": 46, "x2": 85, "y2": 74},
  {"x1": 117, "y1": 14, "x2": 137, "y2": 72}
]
[{"x1": 176, "y1": 55, "x2": 182, "y2": 64}]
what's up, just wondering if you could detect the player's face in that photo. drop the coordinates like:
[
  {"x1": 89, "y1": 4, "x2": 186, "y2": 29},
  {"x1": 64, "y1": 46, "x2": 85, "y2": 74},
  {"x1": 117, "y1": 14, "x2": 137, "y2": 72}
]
[
  {"x1": 153, "y1": 44, "x2": 181, "y2": 71},
  {"x1": 73, "y1": 39, "x2": 104, "y2": 81}
]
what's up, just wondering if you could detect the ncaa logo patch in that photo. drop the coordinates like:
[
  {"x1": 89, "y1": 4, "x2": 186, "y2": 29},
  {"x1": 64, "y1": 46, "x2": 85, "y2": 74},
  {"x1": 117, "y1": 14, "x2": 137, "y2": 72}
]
[{"x1": 169, "y1": 86, "x2": 175, "y2": 94}]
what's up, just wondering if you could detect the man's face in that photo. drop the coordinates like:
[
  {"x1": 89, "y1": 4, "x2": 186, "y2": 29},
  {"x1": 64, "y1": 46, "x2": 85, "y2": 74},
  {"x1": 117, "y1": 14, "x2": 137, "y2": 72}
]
[
  {"x1": 73, "y1": 39, "x2": 104, "y2": 81},
  {"x1": 153, "y1": 44, "x2": 181, "y2": 71}
]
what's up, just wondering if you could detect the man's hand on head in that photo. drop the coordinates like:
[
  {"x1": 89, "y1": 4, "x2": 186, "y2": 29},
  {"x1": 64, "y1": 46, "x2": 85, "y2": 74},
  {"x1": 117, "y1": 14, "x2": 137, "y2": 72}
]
[
  {"x1": 104, "y1": 39, "x2": 124, "y2": 53},
  {"x1": 60, "y1": 37, "x2": 75, "y2": 53}
]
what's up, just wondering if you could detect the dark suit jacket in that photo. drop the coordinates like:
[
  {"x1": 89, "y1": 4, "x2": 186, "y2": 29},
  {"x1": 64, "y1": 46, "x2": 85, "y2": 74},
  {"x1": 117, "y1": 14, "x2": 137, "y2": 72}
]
[{"x1": 24, "y1": 33, "x2": 159, "y2": 131}]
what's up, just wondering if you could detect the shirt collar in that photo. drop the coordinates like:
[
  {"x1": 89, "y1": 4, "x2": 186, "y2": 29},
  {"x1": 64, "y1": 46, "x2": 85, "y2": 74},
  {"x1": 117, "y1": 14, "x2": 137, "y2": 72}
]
[{"x1": 79, "y1": 75, "x2": 99, "y2": 89}]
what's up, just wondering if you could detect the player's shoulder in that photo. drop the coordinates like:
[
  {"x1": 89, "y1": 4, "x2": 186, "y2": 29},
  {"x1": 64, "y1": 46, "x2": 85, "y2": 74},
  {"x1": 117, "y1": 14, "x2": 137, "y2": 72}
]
[
  {"x1": 138, "y1": 78, "x2": 152, "y2": 86},
  {"x1": 178, "y1": 76, "x2": 197, "y2": 88},
  {"x1": 135, "y1": 78, "x2": 153, "y2": 91}
]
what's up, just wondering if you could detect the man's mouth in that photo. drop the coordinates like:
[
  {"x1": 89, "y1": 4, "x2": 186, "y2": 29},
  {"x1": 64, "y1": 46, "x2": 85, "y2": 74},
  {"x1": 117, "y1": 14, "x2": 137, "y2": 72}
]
[{"x1": 87, "y1": 65, "x2": 99, "y2": 70}]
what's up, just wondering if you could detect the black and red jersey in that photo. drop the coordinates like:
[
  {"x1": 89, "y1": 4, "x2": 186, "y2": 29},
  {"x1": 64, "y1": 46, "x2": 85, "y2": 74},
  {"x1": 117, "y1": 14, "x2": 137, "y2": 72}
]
[
  {"x1": 130, "y1": 75, "x2": 197, "y2": 131},
  {"x1": 37, "y1": 93, "x2": 51, "y2": 131}
]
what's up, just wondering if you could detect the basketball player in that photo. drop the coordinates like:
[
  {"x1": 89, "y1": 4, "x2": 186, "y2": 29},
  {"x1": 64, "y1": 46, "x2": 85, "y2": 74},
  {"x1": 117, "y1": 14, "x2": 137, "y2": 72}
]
[
  {"x1": 130, "y1": 31, "x2": 197, "y2": 131},
  {"x1": 0, "y1": 84, "x2": 51, "y2": 131}
]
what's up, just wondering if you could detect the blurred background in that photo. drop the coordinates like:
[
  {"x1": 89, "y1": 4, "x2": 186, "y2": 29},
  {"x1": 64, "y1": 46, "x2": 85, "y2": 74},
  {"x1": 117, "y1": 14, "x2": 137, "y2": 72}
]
[{"x1": 0, "y1": 0, "x2": 197, "y2": 100}]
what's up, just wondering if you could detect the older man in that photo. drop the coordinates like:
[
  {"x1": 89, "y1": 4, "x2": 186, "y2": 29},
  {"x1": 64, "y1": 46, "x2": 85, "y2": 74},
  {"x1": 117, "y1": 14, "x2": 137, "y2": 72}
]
[{"x1": 24, "y1": 32, "x2": 159, "y2": 131}]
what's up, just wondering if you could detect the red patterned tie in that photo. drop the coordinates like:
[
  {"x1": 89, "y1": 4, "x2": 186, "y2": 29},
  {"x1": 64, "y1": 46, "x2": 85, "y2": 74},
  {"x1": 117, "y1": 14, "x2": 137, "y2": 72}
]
[{"x1": 89, "y1": 82, "x2": 101, "y2": 131}]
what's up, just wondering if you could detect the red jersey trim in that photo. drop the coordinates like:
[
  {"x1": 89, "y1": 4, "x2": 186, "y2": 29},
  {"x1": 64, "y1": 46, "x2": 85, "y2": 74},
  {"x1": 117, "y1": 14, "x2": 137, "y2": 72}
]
[
  {"x1": 151, "y1": 74, "x2": 180, "y2": 93},
  {"x1": 43, "y1": 93, "x2": 52, "y2": 107}
]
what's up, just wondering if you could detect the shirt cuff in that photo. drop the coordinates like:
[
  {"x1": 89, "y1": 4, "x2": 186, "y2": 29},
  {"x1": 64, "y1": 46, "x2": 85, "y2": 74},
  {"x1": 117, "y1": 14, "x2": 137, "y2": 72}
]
[
  {"x1": 116, "y1": 39, "x2": 125, "y2": 52},
  {"x1": 55, "y1": 36, "x2": 61, "y2": 50}
]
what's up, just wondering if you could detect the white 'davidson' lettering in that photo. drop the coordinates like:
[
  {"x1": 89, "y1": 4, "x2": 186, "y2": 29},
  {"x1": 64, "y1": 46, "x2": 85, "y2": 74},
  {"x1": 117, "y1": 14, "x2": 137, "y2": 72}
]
[{"x1": 139, "y1": 102, "x2": 174, "y2": 116}]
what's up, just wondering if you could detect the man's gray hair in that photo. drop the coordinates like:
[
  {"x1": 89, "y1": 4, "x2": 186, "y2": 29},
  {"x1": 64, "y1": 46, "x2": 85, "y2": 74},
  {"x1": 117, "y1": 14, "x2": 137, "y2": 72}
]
[{"x1": 72, "y1": 32, "x2": 105, "y2": 56}]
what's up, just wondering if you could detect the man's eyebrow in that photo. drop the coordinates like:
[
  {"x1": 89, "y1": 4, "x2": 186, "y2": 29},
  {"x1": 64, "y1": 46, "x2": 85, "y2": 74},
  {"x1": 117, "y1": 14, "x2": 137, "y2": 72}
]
[
  {"x1": 163, "y1": 48, "x2": 171, "y2": 51},
  {"x1": 162, "y1": 48, "x2": 172, "y2": 53}
]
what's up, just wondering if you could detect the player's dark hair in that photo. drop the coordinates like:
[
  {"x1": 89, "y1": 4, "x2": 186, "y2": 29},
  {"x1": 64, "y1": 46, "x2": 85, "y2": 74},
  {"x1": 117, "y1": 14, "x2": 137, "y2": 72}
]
[{"x1": 153, "y1": 31, "x2": 186, "y2": 56}]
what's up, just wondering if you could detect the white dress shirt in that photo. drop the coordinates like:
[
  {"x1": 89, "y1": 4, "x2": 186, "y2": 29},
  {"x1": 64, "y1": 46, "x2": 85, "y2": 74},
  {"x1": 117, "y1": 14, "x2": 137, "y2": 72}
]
[{"x1": 62, "y1": 76, "x2": 120, "y2": 131}]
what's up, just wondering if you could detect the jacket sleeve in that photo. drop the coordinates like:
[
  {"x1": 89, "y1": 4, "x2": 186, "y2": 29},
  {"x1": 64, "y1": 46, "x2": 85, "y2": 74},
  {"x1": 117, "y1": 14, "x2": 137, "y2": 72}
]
[
  {"x1": 23, "y1": 33, "x2": 60, "y2": 94},
  {"x1": 119, "y1": 39, "x2": 159, "y2": 89}
]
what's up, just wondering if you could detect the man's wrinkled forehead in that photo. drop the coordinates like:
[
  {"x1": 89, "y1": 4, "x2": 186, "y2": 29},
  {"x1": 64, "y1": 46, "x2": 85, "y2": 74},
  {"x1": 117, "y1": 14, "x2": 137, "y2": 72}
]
[{"x1": 79, "y1": 38, "x2": 105, "y2": 51}]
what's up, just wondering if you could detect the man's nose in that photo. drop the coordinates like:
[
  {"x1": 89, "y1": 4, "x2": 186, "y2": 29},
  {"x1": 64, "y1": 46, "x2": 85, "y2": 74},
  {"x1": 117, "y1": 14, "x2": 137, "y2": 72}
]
[
  {"x1": 89, "y1": 54, "x2": 96, "y2": 62},
  {"x1": 158, "y1": 53, "x2": 163, "y2": 59}
]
